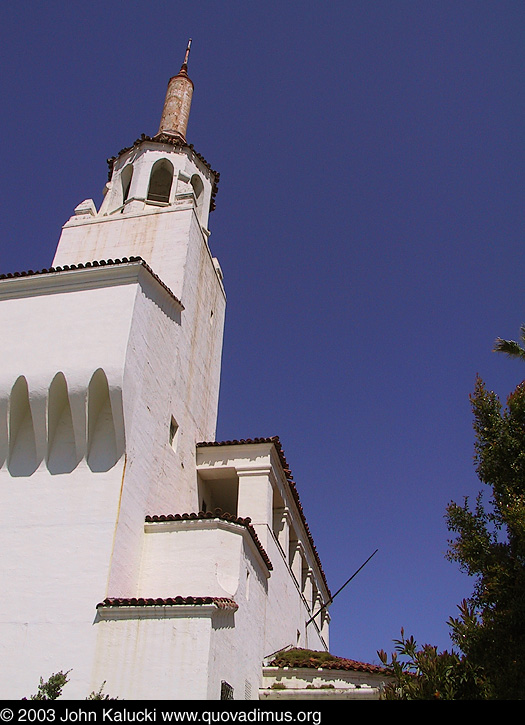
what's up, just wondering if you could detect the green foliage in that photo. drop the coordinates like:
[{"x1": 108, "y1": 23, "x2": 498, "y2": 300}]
[
  {"x1": 377, "y1": 630, "x2": 490, "y2": 700},
  {"x1": 269, "y1": 648, "x2": 348, "y2": 669},
  {"x1": 493, "y1": 324, "x2": 525, "y2": 361},
  {"x1": 24, "y1": 672, "x2": 117, "y2": 701},
  {"x1": 86, "y1": 681, "x2": 116, "y2": 700},
  {"x1": 24, "y1": 671, "x2": 70, "y2": 700},
  {"x1": 379, "y1": 373, "x2": 525, "y2": 699},
  {"x1": 445, "y1": 375, "x2": 525, "y2": 699}
]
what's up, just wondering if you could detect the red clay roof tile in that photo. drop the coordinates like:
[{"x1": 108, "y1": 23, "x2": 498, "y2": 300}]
[{"x1": 97, "y1": 596, "x2": 238, "y2": 611}]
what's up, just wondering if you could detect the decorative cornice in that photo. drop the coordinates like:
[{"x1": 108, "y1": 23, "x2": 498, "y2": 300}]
[{"x1": 145, "y1": 509, "x2": 273, "y2": 572}]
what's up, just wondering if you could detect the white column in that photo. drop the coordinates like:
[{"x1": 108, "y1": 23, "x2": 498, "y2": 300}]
[
  {"x1": 273, "y1": 507, "x2": 290, "y2": 560},
  {"x1": 290, "y1": 540, "x2": 303, "y2": 585},
  {"x1": 303, "y1": 568, "x2": 314, "y2": 612},
  {"x1": 236, "y1": 467, "x2": 273, "y2": 548}
]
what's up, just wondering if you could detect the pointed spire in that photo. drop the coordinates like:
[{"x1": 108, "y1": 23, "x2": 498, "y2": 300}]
[{"x1": 158, "y1": 39, "x2": 194, "y2": 141}]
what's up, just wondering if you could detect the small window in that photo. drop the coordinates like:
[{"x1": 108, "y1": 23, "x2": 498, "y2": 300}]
[{"x1": 147, "y1": 159, "x2": 174, "y2": 204}]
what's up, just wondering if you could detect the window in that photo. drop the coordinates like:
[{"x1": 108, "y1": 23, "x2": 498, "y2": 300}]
[
  {"x1": 190, "y1": 174, "x2": 203, "y2": 201},
  {"x1": 220, "y1": 681, "x2": 234, "y2": 700},
  {"x1": 147, "y1": 159, "x2": 174, "y2": 204},
  {"x1": 198, "y1": 473, "x2": 239, "y2": 517}
]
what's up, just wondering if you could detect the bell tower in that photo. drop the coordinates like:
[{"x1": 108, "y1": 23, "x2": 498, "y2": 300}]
[
  {"x1": 53, "y1": 41, "x2": 221, "y2": 302},
  {"x1": 0, "y1": 44, "x2": 332, "y2": 701}
]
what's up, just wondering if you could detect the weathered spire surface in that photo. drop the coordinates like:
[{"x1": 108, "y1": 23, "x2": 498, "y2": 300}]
[{"x1": 158, "y1": 39, "x2": 194, "y2": 141}]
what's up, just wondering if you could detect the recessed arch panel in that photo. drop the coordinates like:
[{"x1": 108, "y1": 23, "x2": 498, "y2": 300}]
[
  {"x1": 87, "y1": 369, "x2": 120, "y2": 472},
  {"x1": 8, "y1": 376, "x2": 39, "y2": 477},
  {"x1": 47, "y1": 372, "x2": 79, "y2": 475}
]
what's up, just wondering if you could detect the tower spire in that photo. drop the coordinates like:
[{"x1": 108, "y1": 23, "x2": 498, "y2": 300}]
[{"x1": 158, "y1": 39, "x2": 194, "y2": 141}]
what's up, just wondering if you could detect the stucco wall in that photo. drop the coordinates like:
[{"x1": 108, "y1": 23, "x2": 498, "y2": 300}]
[{"x1": 93, "y1": 609, "x2": 217, "y2": 700}]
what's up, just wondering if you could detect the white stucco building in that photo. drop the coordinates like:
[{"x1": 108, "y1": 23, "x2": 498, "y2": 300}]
[{"x1": 0, "y1": 46, "x2": 391, "y2": 700}]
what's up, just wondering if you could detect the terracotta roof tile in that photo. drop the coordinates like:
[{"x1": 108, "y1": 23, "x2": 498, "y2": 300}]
[
  {"x1": 0, "y1": 257, "x2": 184, "y2": 309},
  {"x1": 145, "y1": 509, "x2": 273, "y2": 571},
  {"x1": 97, "y1": 596, "x2": 238, "y2": 611},
  {"x1": 196, "y1": 437, "x2": 330, "y2": 596},
  {"x1": 268, "y1": 648, "x2": 391, "y2": 676}
]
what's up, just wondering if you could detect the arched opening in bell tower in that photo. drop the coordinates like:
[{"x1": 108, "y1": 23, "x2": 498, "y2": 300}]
[
  {"x1": 121, "y1": 164, "x2": 134, "y2": 205},
  {"x1": 190, "y1": 173, "x2": 204, "y2": 218},
  {"x1": 147, "y1": 159, "x2": 174, "y2": 204}
]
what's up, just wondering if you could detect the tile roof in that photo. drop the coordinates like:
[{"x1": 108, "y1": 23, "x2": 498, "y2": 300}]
[
  {"x1": 0, "y1": 257, "x2": 184, "y2": 309},
  {"x1": 145, "y1": 510, "x2": 273, "y2": 571},
  {"x1": 267, "y1": 648, "x2": 391, "y2": 676},
  {"x1": 107, "y1": 132, "x2": 220, "y2": 211},
  {"x1": 97, "y1": 596, "x2": 238, "y2": 611},
  {"x1": 196, "y1": 437, "x2": 330, "y2": 596}
]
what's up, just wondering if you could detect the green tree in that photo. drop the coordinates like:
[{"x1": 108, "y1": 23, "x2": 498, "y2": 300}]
[
  {"x1": 24, "y1": 671, "x2": 70, "y2": 700},
  {"x1": 493, "y1": 324, "x2": 525, "y2": 361},
  {"x1": 377, "y1": 629, "x2": 489, "y2": 700},
  {"x1": 379, "y1": 374, "x2": 525, "y2": 699},
  {"x1": 445, "y1": 375, "x2": 525, "y2": 699},
  {"x1": 24, "y1": 672, "x2": 116, "y2": 700},
  {"x1": 86, "y1": 682, "x2": 115, "y2": 700}
]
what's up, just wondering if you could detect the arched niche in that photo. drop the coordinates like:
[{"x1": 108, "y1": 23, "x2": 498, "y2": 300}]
[
  {"x1": 87, "y1": 369, "x2": 120, "y2": 472},
  {"x1": 8, "y1": 376, "x2": 39, "y2": 477},
  {"x1": 147, "y1": 158, "x2": 174, "y2": 205},
  {"x1": 47, "y1": 372, "x2": 79, "y2": 475}
]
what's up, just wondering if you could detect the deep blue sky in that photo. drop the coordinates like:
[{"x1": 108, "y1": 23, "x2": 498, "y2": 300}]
[{"x1": 1, "y1": 1, "x2": 524, "y2": 666}]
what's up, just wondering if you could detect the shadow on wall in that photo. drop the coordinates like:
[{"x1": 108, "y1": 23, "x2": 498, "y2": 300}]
[{"x1": 1, "y1": 369, "x2": 123, "y2": 477}]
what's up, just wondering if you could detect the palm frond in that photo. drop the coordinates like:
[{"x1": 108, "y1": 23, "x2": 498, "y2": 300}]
[{"x1": 493, "y1": 337, "x2": 525, "y2": 359}]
